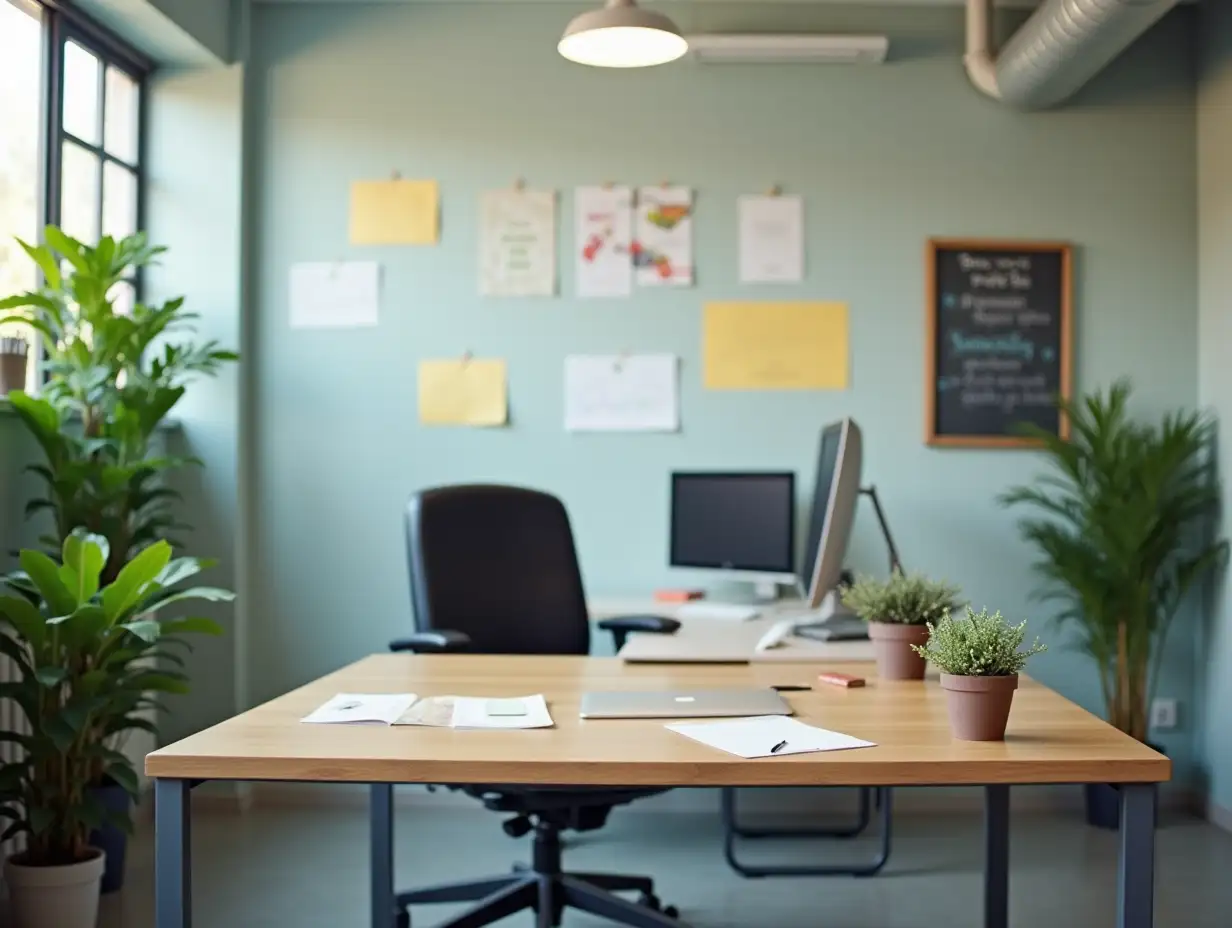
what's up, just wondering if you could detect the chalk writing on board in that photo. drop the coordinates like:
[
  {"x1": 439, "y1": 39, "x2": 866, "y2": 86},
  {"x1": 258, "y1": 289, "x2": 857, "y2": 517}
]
[{"x1": 928, "y1": 241, "x2": 1071, "y2": 446}]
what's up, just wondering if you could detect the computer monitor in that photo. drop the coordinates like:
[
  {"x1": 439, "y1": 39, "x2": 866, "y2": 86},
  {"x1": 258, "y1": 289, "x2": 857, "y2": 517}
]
[
  {"x1": 801, "y1": 419, "x2": 863, "y2": 611},
  {"x1": 669, "y1": 472, "x2": 797, "y2": 586}
]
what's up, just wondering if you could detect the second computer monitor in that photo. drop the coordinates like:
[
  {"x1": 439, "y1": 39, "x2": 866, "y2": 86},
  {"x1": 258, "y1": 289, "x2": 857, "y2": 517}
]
[
  {"x1": 801, "y1": 419, "x2": 863, "y2": 609},
  {"x1": 669, "y1": 472, "x2": 796, "y2": 585}
]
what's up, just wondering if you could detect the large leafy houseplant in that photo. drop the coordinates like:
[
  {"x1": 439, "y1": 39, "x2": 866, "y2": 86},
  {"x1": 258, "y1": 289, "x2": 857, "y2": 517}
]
[
  {"x1": 1001, "y1": 381, "x2": 1226, "y2": 742},
  {"x1": 0, "y1": 227, "x2": 237, "y2": 582},
  {"x1": 0, "y1": 530, "x2": 231, "y2": 866}
]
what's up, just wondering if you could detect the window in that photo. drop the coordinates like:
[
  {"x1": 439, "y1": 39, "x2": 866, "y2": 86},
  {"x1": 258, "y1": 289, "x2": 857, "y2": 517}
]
[{"x1": 0, "y1": 0, "x2": 150, "y2": 394}]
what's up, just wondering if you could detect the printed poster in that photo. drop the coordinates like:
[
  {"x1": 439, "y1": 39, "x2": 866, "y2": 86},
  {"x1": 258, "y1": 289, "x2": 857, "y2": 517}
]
[
  {"x1": 575, "y1": 186, "x2": 633, "y2": 298},
  {"x1": 703, "y1": 301, "x2": 849, "y2": 390},
  {"x1": 479, "y1": 189, "x2": 557, "y2": 297},
  {"x1": 633, "y1": 186, "x2": 693, "y2": 286},
  {"x1": 738, "y1": 195, "x2": 804, "y2": 283}
]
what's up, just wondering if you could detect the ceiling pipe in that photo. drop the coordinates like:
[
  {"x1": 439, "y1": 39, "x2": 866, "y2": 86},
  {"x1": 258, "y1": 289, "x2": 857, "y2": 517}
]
[{"x1": 963, "y1": 0, "x2": 1181, "y2": 109}]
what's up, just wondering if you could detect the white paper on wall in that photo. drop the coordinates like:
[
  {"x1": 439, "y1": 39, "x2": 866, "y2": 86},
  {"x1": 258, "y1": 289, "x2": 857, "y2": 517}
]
[
  {"x1": 564, "y1": 354, "x2": 679, "y2": 432},
  {"x1": 575, "y1": 186, "x2": 633, "y2": 298},
  {"x1": 633, "y1": 186, "x2": 693, "y2": 286},
  {"x1": 738, "y1": 195, "x2": 804, "y2": 284},
  {"x1": 479, "y1": 189, "x2": 557, "y2": 297},
  {"x1": 288, "y1": 261, "x2": 380, "y2": 328}
]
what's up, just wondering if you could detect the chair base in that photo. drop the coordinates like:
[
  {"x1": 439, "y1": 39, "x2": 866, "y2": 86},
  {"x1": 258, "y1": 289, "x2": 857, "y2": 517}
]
[{"x1": 394, "y1": 823, "x2": 687, "y2": 928}]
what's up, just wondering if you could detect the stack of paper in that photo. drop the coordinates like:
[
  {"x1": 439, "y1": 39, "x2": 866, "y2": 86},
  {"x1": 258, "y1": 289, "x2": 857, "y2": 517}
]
[
  {"x1": 303, "y1": 693, "x2": 554, "y2": 729},
  {"x1": 666, "y1": 715, "x2": 875, "y2": 758},
  {"x1": 302, "y1": 693, "x2": 418, "y2": 725}
]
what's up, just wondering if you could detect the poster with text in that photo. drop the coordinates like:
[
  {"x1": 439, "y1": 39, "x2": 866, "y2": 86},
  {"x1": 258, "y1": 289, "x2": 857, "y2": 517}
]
[
  {"x1": 479, "y1": 189, "x2": 557, "y2": 297},
  {"x1": 633, "y1": 186, "x2": 693, "y2": 286},
  {"x1": 575, "y1": 186, "x2": 633, "y2": 298}
]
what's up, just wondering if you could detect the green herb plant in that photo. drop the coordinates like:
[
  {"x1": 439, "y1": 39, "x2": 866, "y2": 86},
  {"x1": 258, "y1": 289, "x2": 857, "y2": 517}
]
[
  {"x1": 840, "y1": 571, "x2": 962, "y2": 625},
  {"x1": 912, "y1": 607, "x2": 1046, "y2": 677},
  {"x1": 0, "y1": 530, "x2": 232, "y2": 866},
  {"x1": 1000, "y1": 380, "x2": 1226, "y2": 741},
  {"x1": 0, "y1": 227, "x2": 237, "y2": 582}
]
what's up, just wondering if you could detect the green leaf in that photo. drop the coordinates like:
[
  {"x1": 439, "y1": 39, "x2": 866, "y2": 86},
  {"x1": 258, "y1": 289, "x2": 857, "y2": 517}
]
[
  {"x1": 44, "y1": 716, "x2": 75, "y2": 752},
  {"x1": 0, "y1": 595, "x2": 45, "y2": 645},
  {"x1": 20, "y1": 549, "x2": 77, "y2": 616},
  {"x1": 144, "y1": 586, "x2": 235, "y2": 614},
  {"x1": 106, "y1": 764, "x2": 140, "y2": 798},
  {"x1": 102, "y1": 540, "x2": 173, "y2": 621},
  {"x1": 160, "y1": 616, "x2": 223, "y2": 637},
  {"x1": 120, "y1": 619, "x2": 161, "y2": 643},
  {"x1": 46, "y1": 605, "x2": 109, "y2": 647},
  {"x1": 43, "y1": 225, "x2": 87, "y2": 271},
  {"x1": 34, "y1": 666, "x2": 67, "y2": 687},
  {"x1": 17, "y1": 237, "x2": 61, "y2": 289},
  {"x1": 60, "y1": 529, "x2": 108, "y2": 603},
  {"x1": 153, "y1": 557, "x2": 214, "y2": 589}
]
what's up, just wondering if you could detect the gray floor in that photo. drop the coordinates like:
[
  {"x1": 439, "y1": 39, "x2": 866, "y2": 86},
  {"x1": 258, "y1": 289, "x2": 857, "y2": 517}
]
[{"x1": 98, "y1": 798, "x2": 1232, "y2": 928}]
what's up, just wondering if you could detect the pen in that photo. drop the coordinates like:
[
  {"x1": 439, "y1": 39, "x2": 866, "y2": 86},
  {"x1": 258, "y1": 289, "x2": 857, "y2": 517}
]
[
  {"x1": 770, "y1": 740, "x2": 788, "y2": 754},
  {"x1": 771, "y1": 685, "x2": 811, "y2": 692}
]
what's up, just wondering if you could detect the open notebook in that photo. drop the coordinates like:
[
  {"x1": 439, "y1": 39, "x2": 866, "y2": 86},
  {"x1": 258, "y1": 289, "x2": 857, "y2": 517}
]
[{"x1": 302, "y1": 693, "x2": 554, "y2": 729}]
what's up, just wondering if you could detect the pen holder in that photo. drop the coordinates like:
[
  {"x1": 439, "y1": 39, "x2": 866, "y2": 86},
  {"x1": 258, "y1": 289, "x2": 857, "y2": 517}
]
[{"x1": 0, "y1": 337, "x2": 29, "y2": 395}]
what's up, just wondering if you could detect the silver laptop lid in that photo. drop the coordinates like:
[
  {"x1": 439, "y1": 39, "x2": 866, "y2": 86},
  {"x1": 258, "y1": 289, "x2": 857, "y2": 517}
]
[{"x1": 579, "y1": 688, "x2": 792, "y2": 720}]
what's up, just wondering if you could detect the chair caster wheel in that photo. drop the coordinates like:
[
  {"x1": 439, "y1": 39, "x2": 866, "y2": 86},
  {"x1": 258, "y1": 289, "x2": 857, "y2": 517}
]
[
  {"x1": 663, "y1": 905, "x2": 679, "y2": 919},
  {"x1": 394, "y1": 911, "x2": 410, "y2": 928}
]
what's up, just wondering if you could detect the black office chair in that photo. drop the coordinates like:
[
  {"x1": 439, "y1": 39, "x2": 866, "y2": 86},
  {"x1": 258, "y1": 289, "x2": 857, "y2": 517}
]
[{"x1": 388, "y1": 484, "x2": 684, "y2": 928}]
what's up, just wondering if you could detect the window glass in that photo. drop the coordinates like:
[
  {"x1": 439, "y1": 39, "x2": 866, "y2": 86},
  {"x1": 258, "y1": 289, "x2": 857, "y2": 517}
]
[
  {"x1": 0, "y1": 0, "x2": 44, "y2": 393},
  {"x1": 104, "y1": 66, "x2": 139, "y2": 164},
  {"x1": 102, "y1": 161, "x2": 137, "y2": 240},
  {"x1": 63, "y1": 40, "x2": 101, "y2": 145},
  {"x1": 61, "y1": 140, "x2": 100, "y2": 243}
]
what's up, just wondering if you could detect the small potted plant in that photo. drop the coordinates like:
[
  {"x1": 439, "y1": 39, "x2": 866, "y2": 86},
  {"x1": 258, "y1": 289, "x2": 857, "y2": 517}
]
[
  {"x1": 0, "y1": 530, "x2": 231, "y2": 928},
  {"x1": 912, "y1": 607, "x2": 1046, "y2": 741},
  {"x1": 0, "y1": 333, "x2": 29, "y2": 393},
  {"x1": 841, "y1": 571, "x2": 962, "y2": 680}
]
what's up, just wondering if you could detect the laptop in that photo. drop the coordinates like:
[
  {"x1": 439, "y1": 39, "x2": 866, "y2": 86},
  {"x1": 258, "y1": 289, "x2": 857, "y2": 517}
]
[{"x1": 579, "y1": 688, "x2": 793, "y2": 720}]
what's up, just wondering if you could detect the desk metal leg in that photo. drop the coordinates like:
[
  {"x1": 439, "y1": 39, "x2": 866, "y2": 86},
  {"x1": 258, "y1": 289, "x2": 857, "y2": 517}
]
[
  {"x1": 371, "y1": 784, "x2": 396, "y2": 928},
  {"x1": 984, "y1": 785, "x2": 1009, "y2": 928},
  {"x1": 155, "y1": 778, "x2": 193, "y2": 928},
  {"x1": 1117, "y1": 784, "x2": 1156, "y2": 928}
]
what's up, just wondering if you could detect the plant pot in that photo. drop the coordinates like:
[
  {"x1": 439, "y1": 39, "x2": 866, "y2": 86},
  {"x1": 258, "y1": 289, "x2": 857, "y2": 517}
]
[
  {"x1": 868, "y1": 622, "x2": 930, "y2": 680},
  {"x1": 0, "y1": 352, "x2": 27, "y2": 394},
  {"x1": 1083, "y1": 743, "x2": 1165, "y2": 830},
  {"x1": 4, "y1": 848, "x2": 105, "y2": 928},
  {"x1": 89, "y1": 775, "x2": 132, "y2": 893},
  {"x1": 940, "y1": 673, "x2": 1019, "y2": 741}
]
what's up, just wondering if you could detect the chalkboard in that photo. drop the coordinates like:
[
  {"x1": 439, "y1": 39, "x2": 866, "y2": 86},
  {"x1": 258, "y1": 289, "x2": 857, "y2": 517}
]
[{"x1": 925, "y1": 239, "x2": 1072, "y2": 448}]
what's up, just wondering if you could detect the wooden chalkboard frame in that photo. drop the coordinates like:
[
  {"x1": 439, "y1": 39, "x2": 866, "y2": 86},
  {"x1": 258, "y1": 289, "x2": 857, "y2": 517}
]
[{"x1": 925, "y1": 238, "x2": 1072, "y2": 449}]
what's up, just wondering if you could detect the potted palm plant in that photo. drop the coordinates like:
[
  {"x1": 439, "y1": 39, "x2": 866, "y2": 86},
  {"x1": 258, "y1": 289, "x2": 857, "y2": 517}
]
[
  {"x1": 912, "y1": 607, "x2": 1046, "y2": 741},
  {"x1": 1001, "y1": 380, "x2": 1226, "y2": 827},
  {"x1": 0, "y1": 226, "x2": 237, "y2": 889},
  {"x1": 841, "y1": 571, "x2": 962, "y2": 679},
  {"x1": 0, "y1": 530, "x2": 231, "y2": 928}
]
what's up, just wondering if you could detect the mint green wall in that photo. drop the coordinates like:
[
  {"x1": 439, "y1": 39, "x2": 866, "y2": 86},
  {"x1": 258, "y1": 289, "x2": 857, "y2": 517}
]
[
  {"x1": 144, "y1": 64, "x2": 245, "y2": 743},
  {"x1": 1198, "y1": 0, "x2": 1232, "y2": 814},
  {"x1": 246, "y1": 4, "x2": 1200, "y2": 777},
  {"x1": 75, "y1": 0, "x2": 233, "y2": 65}
]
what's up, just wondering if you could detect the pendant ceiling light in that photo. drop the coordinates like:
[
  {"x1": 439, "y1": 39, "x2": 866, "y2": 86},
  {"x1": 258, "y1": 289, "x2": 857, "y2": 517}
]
[{"x1": 558, "y1": 0, "x2": 688, "y2": 69}]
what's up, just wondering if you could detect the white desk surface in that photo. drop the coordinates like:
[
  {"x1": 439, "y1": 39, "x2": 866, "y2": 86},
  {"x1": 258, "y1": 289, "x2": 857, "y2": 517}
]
[{"x1": 588, "y1": 596, "x2": 875, "y2": 664}]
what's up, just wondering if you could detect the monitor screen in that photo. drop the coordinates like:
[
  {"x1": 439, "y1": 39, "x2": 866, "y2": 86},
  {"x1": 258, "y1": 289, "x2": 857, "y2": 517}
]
[
  {"x1": 801, "y1": 419, "x2": 863, "y2": 607},
  {"x1": 801, "y1": 426, "x2": 843, "y2": 589},
  {"x1": 670, "y1": 473, "x2": 795, "y2": 576}
]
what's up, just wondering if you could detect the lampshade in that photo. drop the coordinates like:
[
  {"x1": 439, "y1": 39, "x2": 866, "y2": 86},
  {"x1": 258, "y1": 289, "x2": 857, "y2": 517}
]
[{"x1": 558, "y1": 0, "x2": 688, "y2": 69}]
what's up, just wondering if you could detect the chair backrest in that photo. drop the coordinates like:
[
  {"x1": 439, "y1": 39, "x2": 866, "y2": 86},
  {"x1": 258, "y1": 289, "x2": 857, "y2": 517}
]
[{"x1": 405, "y1": 484, "x2": 591, "y2": 655}]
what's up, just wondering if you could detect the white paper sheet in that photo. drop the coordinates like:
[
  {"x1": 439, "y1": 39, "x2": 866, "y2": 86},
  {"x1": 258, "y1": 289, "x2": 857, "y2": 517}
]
[
  {"x1": 666, "y1": 715, "x2": 875, "y2": 758},
  {"x1": 289, "y1": 261, "x2": 380, "y2": 328},
  {"x1": 738, "y1": 195, "x2": 804, "y2": 283},
  {"x1": 480, "y1": 189, "x2": 557, "y2": 296},
  {"x1": 575, "y1": 186, "x2": 633, "y2": 298},
  {"x1": 564, "y1": 354, "x2": 679, "y2": 433},
  {"x1": 634, "y1": 187, "x2": 693, "y2": 286},
  {"x1": 302, "y1": 693, "x2": 418, "y2": 725},
  {"x1": 450, "y1": 694, "x2": 555, "y2": 729}
]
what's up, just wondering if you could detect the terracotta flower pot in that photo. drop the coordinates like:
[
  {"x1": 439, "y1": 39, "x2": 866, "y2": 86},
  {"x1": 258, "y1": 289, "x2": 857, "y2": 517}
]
[
  {"x1": 0, "y1": 352, "x2": 27, "y2": 394},
  {"x1": 868, "y1": 622, "x2": 930, "y2": 680},
  {"x1": 4, "y1": 848, "x2": 105, "y2": 928},
  {"x1": 940, "y1": 673, "x2": 1019, "y2": 741}
]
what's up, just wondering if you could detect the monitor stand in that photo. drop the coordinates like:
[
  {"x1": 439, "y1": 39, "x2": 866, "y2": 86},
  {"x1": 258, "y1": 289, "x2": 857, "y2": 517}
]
[{"x1": 785, "y1": 590, "x2": 868, "y2": 641}]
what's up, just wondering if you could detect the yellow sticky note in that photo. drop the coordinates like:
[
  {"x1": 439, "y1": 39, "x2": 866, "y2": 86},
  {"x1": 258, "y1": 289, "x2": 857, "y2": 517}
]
[
  {"x1": 704, "y1": 301, "x2": 849, "y2": 390},
  {"x1": 350, "y1": 179, "x2": 439, "y2": 245},
  {"x1": 418, "y1": 359, "x2": 508, "y2": 427}
]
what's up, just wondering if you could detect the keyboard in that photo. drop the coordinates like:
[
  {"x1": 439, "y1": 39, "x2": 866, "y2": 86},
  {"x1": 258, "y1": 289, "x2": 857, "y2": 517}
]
[{"x1": 675, "y1": 602, "x2": 762, "y2": 622}]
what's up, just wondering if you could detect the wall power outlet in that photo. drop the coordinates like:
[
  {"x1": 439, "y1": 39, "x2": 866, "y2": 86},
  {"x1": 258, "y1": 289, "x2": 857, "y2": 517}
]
[{"x1": 1150, "y1": 697, "x2": 1178, "y2": 730}]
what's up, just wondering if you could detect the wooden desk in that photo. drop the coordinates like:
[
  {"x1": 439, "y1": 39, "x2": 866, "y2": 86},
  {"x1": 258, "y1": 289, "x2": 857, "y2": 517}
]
[{"x1": 148, "y1": 655, "x2": 1169, "y2": 928}]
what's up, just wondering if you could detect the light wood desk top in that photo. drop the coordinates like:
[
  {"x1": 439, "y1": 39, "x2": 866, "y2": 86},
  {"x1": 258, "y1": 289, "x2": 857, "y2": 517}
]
[{"x1": 147, "y1": 655, "x2": 1169, "y2": 788}]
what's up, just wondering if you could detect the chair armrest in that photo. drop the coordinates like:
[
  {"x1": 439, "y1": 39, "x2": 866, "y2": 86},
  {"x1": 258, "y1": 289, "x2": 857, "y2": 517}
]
[
  {"x1": 388, "y1": 630, "x2": 472, "y2": 654},
  {"x1": 597, "y1": 615, "x2": 681, "y2": 652}
]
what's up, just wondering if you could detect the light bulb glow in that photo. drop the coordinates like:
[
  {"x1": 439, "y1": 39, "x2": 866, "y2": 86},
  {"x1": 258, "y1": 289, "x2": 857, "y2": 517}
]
[{"x1": 558, "y1": 25, "x2": 688, "y2": 68}]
